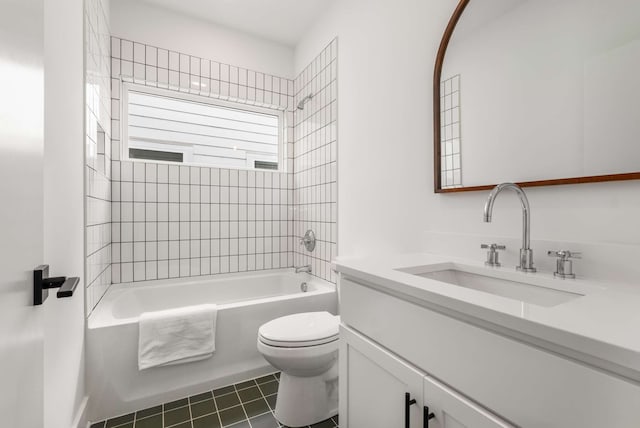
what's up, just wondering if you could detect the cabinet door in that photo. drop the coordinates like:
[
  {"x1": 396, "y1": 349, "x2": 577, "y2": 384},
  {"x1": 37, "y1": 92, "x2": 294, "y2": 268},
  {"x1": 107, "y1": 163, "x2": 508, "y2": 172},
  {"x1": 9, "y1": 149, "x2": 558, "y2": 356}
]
[
  {"x1": 340, "y1": 326, "x2": 424, "y2": 428},
  {"x1": 423, "y1": 376, "x2": 514, "y2": 428}
]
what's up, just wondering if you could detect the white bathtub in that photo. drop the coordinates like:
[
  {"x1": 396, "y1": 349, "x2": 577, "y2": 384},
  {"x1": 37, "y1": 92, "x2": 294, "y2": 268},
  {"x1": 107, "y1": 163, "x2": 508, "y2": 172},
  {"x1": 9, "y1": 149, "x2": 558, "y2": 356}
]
[{"x1": 87, "y1": 269, "x2": 337, "y2": 421}]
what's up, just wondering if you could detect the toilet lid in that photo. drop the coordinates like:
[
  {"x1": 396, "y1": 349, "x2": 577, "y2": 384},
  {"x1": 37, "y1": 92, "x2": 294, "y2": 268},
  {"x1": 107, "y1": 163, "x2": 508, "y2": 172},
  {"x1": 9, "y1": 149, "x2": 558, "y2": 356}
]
[{"x1": 259, "y1": 312, "x2": 339, "y2": 348}]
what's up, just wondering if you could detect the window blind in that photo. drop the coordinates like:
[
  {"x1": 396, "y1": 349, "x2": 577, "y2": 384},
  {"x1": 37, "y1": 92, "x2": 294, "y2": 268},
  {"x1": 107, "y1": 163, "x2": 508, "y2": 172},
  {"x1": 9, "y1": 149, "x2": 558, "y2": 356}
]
[{"x1": 126, "y1": 89, "x2": 280, "y2": 169}]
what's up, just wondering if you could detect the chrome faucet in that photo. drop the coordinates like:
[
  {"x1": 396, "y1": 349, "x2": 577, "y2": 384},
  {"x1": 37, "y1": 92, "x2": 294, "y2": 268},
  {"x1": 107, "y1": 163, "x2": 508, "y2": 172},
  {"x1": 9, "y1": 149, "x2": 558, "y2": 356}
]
[
  {"x1": 483, "y1": 183, "x2": 536, "y2": 272},
  {"x1": 294, "y1": 265, "x2": 312, "y2": 273}
]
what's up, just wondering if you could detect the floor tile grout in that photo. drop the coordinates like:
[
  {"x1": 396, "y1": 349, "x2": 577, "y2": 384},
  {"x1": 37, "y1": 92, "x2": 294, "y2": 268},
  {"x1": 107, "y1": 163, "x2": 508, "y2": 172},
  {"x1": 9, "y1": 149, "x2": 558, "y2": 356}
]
[
  {"x1": 94, "y1": 372, "x2": 337, "y2": 428},
  {"x1": 233, "y1": 383, "x2": 253, "y2": 428},
  {"x1": 254, "y1": 373, "x2": 279, "y2": 426}
]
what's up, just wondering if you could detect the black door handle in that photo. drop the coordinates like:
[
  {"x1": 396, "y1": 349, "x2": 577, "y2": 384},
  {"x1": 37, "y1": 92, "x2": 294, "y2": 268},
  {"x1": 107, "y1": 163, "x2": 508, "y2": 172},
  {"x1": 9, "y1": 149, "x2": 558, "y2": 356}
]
[
  {"x1": 405, "y1": 392, "x2": 417, "y2": 428},
  {"x1": 33, "y1": 265, "x2": 79, "y2": 305},
  {"x1": 424, "y1": 405, "x2": 435, "y2": 428}
]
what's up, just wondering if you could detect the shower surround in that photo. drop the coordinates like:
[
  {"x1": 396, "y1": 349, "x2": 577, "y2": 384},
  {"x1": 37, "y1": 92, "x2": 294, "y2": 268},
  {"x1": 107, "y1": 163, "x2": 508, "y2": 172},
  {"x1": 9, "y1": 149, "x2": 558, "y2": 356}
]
[{"x1": 94, "y1": 36, "x2": 338, "y2": 307}]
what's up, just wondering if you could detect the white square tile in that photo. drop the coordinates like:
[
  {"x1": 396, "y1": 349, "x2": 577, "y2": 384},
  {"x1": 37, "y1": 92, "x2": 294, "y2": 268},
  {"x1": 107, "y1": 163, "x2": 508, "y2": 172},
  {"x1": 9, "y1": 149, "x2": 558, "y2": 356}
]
[
  {"x1": 169, "y1": 240, "x2": 179, "y2": 259},
  {"x1": 133, "y1": 261, "x2": 145, "y2": 281},
  {"x1": 145, "y1": 45, "x2": 157, "y2": 66},
  {"x1": 133, "y1": 162, "x2": 145, "y2": 182},
  {"x1": 155, "y1": 220, "x2": 167, "y2": 240},
  {"x1": 121, "y1": 222, "x2": 133, "y2": 242},
  {"x1": 121, "y1": 263, "x2": 133, "y2": 282},
  {"x1": 146, "y1": 261, "x2": 158, "y2": 280},
  {"x1": 121, "y1": 242, "x2": 133, "y2": 262},
  {"x1": 134, "y1": 223, "x2": 145, "y2": 242},
  {"x1": 180, "y1": 258, "x2": 190, "y2": 276},
  {"x1": 133, "y1": 202, "x2": 145, "y2": 221},
  {"x1": 133, "y1": 242, "x2": 145, "y2": 262},
  {"x1": 169, "y1": 259, "x2": 179, "y2": 277},
  {"x1": 133, "y1": 43, "x2": 145, "y2": 63},
  {"x1": 158, "y1": 240, "x2": 169, "y2": 259},
  {"x1": 158, "y1": 49, "x2": 169, "y2": 69},
  {"x1": 158, "y1": 260, "x2": 169, "y2": 279},
  {"x1": 121, "y1": 40, "x2": 133, "y2": 61},
  {"x1": 145, "y1": 183, "x2": 157, "y2": 202},
  {"x1": 146, "y1": 222, "x2": 157, "y2": 241},
  {"x1": 145, "y1": 241, "x2": 157, "y2": 261}
]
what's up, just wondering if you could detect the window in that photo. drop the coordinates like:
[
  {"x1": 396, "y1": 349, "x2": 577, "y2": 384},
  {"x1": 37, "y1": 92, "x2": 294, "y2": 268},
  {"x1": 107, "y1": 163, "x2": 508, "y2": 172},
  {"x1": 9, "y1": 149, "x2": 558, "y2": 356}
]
[{"x1": 121, "y1": 84, "x2": 285, "y2": 170}]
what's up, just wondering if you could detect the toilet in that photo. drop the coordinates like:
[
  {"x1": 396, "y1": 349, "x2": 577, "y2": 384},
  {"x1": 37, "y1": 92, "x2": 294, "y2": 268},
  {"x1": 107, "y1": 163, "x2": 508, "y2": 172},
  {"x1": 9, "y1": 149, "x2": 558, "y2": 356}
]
[{"x1": 257, "y1": 311, "x2": 340, "y2": 427}]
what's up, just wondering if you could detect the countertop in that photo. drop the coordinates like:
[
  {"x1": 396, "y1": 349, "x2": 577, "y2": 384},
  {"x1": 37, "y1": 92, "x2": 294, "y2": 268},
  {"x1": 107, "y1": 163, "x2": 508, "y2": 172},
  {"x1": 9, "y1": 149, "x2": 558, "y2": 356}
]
[{"x1": 333, "y1": 252, "x2": 640, "y2": 381}]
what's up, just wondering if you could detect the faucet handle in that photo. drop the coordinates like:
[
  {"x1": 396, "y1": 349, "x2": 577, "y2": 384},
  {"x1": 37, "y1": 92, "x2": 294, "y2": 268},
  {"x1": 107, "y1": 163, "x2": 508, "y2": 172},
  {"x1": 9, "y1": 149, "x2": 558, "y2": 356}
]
[
  {"x1": 481, "y1": 243, "x2": 506, "y2": 267},
  {"x1": 547, "y1": 250, "x2": 581, "y2": 279},
  {"x1": 481, "y1": 243, "x2": 506, "y2": 250},
  {"x1": 547, "y1": 250, "x2": 581, "y2": 260},
  {"x1": 299, "y1": 229, "x2": 316, "y2": 252}
]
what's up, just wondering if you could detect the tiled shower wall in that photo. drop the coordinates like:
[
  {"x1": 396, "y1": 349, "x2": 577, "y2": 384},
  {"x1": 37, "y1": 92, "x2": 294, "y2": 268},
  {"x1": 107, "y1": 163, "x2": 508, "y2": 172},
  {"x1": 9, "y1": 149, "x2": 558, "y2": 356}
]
[
  {"x1": 107, "y1": 36, "x2": 338, "y2": 285},
  {"x1": 85, "y1": 0, "x2": 112, "y2": 313},
  {"x1": 293, "y1": 40, "x2": 338, "y2": 283},
  {"x1": 110, "y1": 37, "x2": 297, "y2": 283}
]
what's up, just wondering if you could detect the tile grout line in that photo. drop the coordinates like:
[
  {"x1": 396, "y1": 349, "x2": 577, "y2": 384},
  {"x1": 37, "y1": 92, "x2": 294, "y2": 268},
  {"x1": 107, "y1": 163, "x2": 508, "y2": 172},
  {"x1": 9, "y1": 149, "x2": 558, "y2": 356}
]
[
  {"x1": 96, "y1": 372, "x2": 337, "y2": 428},
  {"x1": 185, "y1": 393, "x2": 195, "y2": 428},
  {"x1": 254, "y1": 375, "x2": 281, "y2": 426},
  {"x1": 209, "y1": 389, "x2": 225, "y2": 428},
  {"x1": 233, "y1": 383, "x2": 254, "y2": 428}
]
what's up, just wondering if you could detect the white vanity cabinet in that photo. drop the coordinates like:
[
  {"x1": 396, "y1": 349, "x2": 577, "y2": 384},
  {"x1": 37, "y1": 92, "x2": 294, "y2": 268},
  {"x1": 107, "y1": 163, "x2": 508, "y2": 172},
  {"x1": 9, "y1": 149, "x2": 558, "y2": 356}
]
[
  {"x1": 338, "y1": 277, "x2": 640, "y2": 428},
  {"x1": 340, "y1": 326, "x2": 513, "y2": 428}
]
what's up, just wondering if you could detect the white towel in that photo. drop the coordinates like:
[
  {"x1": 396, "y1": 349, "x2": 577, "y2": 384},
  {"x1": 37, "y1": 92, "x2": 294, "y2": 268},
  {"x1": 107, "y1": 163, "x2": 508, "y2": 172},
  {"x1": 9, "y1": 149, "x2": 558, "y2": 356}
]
[{"x1": 138, "y1": 304, "x2": 218, "y2": 370}]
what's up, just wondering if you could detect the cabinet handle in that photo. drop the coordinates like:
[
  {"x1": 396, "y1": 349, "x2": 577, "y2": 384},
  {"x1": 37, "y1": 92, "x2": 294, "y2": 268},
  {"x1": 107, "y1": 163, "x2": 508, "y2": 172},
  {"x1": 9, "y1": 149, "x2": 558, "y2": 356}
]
[
  {"x1": 405, "y1": 392, "x2": 417, "y2": 428},
  {"x1": 423, "y1": 405, "x2": 435, "y2": 428}
]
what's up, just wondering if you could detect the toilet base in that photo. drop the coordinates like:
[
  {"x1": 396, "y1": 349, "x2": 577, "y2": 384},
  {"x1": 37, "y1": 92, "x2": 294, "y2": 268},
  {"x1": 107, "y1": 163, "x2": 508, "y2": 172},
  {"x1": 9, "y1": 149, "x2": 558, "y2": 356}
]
[{"x1": 274, "y1": 361, "x2": 338, "y2": 427}]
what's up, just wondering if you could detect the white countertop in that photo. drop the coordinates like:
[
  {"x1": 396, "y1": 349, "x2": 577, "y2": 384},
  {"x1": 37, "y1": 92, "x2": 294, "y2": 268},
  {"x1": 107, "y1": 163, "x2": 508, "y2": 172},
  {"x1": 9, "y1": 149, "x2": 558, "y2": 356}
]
[{"x1": 333, "y1": 252, "x2": 640, "y2": 379}]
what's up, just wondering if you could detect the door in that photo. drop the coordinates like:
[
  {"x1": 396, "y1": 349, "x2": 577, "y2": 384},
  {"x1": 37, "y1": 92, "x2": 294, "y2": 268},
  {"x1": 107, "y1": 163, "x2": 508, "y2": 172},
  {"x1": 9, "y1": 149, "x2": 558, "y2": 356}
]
[
  {"x1": 340, "y1": 326, "x2": 425, "y2": 428},
  {"x1": 423, "y1": 376, "x2": 514, "y2": 428},
  {"x1": 1, "y1": 0, "x2": 86, "y2": 427},
  {"x1": 0, "y1": 0, "x2": 46, "y2": 426}
]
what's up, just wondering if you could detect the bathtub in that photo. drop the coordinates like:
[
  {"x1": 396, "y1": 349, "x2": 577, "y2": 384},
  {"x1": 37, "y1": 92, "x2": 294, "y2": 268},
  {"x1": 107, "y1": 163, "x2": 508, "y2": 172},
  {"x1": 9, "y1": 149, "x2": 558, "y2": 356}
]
[{"x1": 86, "y1": 269, "x2": 337, "y2": 422}]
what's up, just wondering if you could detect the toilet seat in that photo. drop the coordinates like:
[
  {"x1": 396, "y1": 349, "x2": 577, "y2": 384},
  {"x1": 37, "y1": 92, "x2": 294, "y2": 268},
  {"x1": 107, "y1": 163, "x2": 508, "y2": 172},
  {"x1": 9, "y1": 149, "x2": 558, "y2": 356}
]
[{"x1": 258, "y1": 312, "x2": 339, "y2": 348}]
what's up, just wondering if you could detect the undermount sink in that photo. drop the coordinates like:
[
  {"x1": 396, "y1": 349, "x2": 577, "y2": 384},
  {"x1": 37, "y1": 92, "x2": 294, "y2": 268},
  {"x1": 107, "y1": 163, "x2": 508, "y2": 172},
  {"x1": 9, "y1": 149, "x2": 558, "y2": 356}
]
[{"x1": 396, "y1": 263, "x2": 590, "y2": 307}]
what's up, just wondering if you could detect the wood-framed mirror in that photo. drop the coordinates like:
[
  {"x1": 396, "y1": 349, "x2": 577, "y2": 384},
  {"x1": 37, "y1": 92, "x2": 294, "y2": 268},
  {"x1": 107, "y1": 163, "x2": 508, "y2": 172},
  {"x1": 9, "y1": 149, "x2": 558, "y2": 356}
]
[{"x1": 433, "y1": 0, "x2": 640, "y2": 193}]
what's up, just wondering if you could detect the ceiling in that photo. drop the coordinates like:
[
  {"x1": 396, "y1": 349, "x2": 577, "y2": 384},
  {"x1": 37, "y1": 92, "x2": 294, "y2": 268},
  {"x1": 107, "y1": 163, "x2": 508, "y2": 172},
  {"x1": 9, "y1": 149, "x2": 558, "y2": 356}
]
[{"x1": 139, "y1": 0, "x2": 334, "y2": 47}]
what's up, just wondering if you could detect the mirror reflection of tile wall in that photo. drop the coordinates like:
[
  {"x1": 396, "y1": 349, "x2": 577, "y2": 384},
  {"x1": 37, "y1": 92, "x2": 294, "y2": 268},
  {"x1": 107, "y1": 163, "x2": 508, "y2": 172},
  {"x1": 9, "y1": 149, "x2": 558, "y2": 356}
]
[{"x1": 440, "y1": 74, "x2": 461, "y2": 188}]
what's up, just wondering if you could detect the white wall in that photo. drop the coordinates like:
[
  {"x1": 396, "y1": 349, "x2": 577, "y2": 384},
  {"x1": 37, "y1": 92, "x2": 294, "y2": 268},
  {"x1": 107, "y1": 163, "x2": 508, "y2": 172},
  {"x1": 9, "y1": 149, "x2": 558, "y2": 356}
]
[
  {"x1": 44, "y1": 0, "x2": 88, "y2": 426},
  {"x1": 110, "y1": 0, "x2": 295, "y2": 78},
  {"x1": 295, "y1": 0, "x2": 451, "y2": 258},
  {"x1": 295, "y1": 0, "x2": 640, "y2": 269}
]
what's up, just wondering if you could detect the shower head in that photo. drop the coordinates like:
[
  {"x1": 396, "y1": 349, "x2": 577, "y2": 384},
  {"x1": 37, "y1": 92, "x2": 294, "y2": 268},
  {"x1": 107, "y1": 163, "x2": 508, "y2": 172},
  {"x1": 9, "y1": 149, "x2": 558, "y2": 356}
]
[{"x1": 297, "y1": 93, "x2": 313, "y2": 110}]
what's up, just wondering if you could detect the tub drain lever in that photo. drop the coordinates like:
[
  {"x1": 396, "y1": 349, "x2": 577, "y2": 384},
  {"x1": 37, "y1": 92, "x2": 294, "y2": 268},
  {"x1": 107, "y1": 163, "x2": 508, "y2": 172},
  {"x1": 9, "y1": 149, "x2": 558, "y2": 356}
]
[{"x1": 33, "y1": 264, "x2": 79, "y2": 305}]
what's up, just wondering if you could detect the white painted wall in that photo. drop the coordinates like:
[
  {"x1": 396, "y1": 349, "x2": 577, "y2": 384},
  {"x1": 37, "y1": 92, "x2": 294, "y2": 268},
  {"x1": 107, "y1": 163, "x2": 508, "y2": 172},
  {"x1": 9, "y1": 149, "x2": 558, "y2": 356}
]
[
  {"x1": 44, "y1": 0, "x2": 88, "y2": 426},
  {"x1": 295, "y1": 0, "x2": 640, "y2": 271},
  {"x1": 110, "y1": 0, "x2": 295, "y2": 78}
]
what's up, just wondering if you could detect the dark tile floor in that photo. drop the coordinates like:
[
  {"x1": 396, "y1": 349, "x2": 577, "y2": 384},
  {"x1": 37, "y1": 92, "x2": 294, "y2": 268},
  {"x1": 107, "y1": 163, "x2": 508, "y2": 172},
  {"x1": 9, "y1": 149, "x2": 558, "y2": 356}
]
[{"x1": 90, "y1": 373, "x2": 339, "y2": 428}]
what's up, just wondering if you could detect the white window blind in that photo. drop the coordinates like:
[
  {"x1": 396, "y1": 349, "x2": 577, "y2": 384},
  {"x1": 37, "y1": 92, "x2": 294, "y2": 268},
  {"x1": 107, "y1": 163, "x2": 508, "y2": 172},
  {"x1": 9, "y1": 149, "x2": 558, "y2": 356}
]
[{"x1": 124, "y1": 86, "x2": 282, "y2": 170}]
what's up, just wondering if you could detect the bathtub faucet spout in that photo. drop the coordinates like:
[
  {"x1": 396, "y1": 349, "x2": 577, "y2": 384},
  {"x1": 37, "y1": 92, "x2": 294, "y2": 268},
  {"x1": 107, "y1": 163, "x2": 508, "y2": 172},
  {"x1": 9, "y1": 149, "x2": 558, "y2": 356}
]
[{"x1": 294, "y1": 265, "x2": 312, "y2": 274}]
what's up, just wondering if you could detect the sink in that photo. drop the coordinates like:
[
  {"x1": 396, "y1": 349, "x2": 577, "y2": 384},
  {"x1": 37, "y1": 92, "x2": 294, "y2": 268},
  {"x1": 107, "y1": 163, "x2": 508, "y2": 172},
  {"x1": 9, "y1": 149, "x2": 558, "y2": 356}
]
[{"x1": 396, "y1": 263, "x2": 588, "y2": 307}]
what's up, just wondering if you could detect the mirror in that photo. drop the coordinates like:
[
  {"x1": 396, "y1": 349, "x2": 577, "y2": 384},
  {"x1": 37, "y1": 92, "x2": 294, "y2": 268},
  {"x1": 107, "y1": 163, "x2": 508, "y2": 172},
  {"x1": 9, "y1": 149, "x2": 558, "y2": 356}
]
[{"x1": 434, "y1": 0, "x2": 640, "y2": 192}]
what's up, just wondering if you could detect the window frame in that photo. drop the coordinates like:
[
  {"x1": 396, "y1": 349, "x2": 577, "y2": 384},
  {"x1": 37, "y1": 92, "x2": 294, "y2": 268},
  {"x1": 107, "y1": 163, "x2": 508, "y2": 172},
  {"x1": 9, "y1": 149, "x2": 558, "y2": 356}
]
[{"x1": 120, "y1": 82, "x2": 287, "y2": 172}]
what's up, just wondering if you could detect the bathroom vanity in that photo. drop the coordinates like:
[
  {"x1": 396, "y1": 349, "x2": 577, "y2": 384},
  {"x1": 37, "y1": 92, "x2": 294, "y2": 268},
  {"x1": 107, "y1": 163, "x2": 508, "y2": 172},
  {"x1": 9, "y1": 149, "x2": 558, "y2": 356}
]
[{"x1": 335, "y1": 254, "x2": 640, "y2": 427}]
